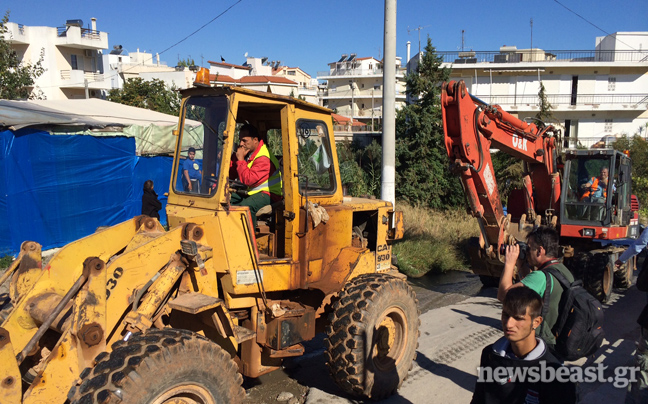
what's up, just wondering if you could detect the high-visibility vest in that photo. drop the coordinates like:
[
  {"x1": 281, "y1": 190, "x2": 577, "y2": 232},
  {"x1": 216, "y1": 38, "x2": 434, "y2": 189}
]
[
  {"x1": 246, "y1": 144, "x2": 282, "y2": 196},
  {"x1": 581, "y1": 177, "x2": 607, "y2": 200}
]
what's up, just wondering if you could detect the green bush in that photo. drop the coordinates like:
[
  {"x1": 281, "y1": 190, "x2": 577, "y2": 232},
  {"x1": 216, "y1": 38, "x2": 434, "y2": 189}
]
[{"x1": 0, "y1": 254, "x2": 12, "y2": 270}]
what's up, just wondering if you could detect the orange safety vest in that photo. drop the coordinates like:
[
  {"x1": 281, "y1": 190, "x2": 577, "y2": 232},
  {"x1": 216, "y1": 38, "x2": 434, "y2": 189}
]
[
  {"x1": 581, "y1": 177, "x2": 607, "y2": 200},
  {"x1": 246, "y1": 144, "x2": 282, "y2": 196}
]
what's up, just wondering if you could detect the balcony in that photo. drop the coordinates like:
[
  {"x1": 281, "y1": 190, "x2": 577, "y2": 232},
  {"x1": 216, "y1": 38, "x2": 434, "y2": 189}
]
[
  {"x1": 60, "y1": 70, "x2": 110, "y2": 89},
  {"x1": 474, "y1": 93, "x2": 648, "y2": 111},
  {"x1": 438, "y1": 50, "x2": 648, "y2": 65},
  {"x1": 319, "y1": 88, "x2": 406, "y2": 100},
  {"x1": 3, "y1": 22, "x2": 29, "y2": 45},
  {"x1": 318, "y1": 67, "x2": 405, "y2": 79},
  {"x1": 55, "y1": 25, "x2": 108, "y2": 50}
]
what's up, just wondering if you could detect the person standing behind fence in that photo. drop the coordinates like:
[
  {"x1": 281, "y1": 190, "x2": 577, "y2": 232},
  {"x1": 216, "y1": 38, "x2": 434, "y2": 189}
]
[
  {"x1": 615, "y1": 226, "x2": 648, "y2": 404},
  {"x1": 142, "y1": 180, "x2": 162, "y2": 220}
]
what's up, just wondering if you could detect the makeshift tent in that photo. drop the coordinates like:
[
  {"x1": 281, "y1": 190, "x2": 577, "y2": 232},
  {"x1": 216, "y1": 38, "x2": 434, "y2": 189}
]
[{"x1": 0, "y1": 99, "x2": 184, "y2": 255}]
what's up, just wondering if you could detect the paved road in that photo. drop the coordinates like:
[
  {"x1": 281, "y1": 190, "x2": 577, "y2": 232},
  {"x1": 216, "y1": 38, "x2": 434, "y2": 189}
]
[{"x1": 246, "y1": 271, "x2": 645, "y2": 403}]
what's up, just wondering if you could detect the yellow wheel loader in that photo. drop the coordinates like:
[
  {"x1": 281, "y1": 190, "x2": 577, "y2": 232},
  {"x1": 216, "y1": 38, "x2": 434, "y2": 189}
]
[{"x1": 0, "y1": 76, "x2": 418, "y2": 404}]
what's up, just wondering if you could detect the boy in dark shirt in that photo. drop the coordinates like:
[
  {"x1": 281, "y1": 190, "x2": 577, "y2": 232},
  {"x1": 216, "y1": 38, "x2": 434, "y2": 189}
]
[{"x1": 472, "y1": 287, "x2": 577, "y2": 404}]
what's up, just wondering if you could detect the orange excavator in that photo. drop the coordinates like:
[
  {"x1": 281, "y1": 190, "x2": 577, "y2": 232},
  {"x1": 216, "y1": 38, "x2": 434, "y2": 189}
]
[{"x1": 442, "y1": 80, "x2": 641, "y2": 302}]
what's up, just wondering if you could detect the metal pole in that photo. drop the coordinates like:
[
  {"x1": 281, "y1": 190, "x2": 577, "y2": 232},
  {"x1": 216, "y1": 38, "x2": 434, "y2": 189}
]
[
  {"x1": 381, "y1": 0, "x2": 396, "y2": 206},
  {"x1": 350, "y1": 80, "x2": 354, "y2": 125},
  {"x1": 84, "y1": 79, "x2": 89, "y2": 99}
]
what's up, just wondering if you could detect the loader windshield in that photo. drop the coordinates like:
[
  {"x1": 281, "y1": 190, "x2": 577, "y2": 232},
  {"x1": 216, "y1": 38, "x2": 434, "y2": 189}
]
[{"x1": 175, "y1": 96, "x2": 228, "y2": 196}]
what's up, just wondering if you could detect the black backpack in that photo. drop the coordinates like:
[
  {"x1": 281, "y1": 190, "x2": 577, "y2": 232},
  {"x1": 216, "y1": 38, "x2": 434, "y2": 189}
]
[{"x1": 542, "y1": 267, "x2": 605, "y2": 361}]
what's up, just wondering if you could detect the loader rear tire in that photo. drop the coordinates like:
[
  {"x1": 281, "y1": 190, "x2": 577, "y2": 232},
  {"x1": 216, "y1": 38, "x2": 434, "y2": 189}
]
[
  {"x1": 586, "y1": 253, "x2": 614, "y2": 303},
  {"x1": 69, "y1": 328, "x2": 244, "y2": 404},
  {"x1": 325, "y1": 273, "x2": 420, "y2": 400}
]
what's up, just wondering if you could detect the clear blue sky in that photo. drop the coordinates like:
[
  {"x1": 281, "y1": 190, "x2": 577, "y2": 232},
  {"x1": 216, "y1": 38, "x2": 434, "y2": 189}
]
[{"x1": 4, "y1": 0, "x2": 647, "y2": 78}]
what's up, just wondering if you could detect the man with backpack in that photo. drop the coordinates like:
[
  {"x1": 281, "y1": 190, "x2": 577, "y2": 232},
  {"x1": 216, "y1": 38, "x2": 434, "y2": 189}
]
[
  {"x1": 498, "y1": 226, "x2": 575, "y2": 350},
  {"x1": 499, "y1": 227, "x2": 605, "y2": 361}
]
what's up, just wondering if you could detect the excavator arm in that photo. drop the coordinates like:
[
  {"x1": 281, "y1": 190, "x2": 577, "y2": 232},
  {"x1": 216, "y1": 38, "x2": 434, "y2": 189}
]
[{"x1": 441, "y1": 80, "x2": 561, "y2": 264}]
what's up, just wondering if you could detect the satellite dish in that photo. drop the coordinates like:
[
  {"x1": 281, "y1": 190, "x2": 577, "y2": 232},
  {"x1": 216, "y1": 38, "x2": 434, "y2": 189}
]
[{"x1": 244, "y1": 52, "x2": 248, "y2": 57}]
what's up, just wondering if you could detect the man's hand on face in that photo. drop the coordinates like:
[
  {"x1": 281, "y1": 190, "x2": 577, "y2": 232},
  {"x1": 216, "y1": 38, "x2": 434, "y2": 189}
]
[{"x1": 235, "y1": 145, "x2": 247, "y2": 161}]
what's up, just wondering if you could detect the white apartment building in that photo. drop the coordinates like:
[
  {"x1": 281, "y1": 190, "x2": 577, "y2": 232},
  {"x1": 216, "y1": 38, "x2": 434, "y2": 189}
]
[
  {"x1": 317, "y1": 54, "x2": 407, "y2": 134},
  {"x1": 435, "y1": 32, "x2": 648, "y2": 148},
  {"x1": 3, "y1": 18, "x2": 110, "y2": 100},
  {"x1": 103, "y1": 47, "x2": 191, "y2": 91},
  {"x1": 273, "y1": 66, "x2": 318, "y2": 103}
]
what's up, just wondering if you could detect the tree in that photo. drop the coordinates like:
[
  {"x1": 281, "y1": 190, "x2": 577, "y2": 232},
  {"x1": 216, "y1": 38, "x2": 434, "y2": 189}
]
[
  {"x1": 612, "y1": 135, "x2": 648, "y2": 207},
  {"x1": 108, "y1": 77, "x2": 181, "y2": 116},
  {"x1": 535, "y1": 83, "x2": 556, "y2": 124},
  {"x1": 177, "y1": 57, "x2": 195, "y2": 68},
  {"x1": 395, "y1": 38, "x2": 463, "y2": 208},
  {"x1": 0, "y1": 10, "x2": 45, "y2": 100}
]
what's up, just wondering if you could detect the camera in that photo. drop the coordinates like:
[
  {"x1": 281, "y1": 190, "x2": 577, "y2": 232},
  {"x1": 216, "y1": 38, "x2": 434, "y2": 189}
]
[{"x1": 500, "y1": 241, "x2": 529, "y2": 261}]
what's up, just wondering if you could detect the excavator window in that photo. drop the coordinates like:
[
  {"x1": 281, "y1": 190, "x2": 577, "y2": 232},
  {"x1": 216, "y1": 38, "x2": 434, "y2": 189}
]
[
  {"x1": 174, "y1": 96, "x2": 228, "y2": 196},
  {"x1": 563, "y1": 157, "x2": 612, "y2": 222}
]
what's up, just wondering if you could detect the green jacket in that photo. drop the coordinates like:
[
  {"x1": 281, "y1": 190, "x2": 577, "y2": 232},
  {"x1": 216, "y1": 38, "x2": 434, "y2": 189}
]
[{"x1": 521, "y1": 262, "x2": 574, "y2": 346}]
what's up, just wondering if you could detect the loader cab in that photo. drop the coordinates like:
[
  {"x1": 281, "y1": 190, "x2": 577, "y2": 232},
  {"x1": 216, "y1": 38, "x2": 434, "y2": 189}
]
[
  {"x1": 166, "y1": 86, "x2": 345, "y2": 266},
  {"x1": 561, "y1": 149, "x2": 633, "y2": 228}
]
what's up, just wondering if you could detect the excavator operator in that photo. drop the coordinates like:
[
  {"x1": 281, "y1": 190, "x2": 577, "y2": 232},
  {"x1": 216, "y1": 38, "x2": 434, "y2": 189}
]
[{"x1": 580, "y1": 167, "x2": 609, "y2": 202}]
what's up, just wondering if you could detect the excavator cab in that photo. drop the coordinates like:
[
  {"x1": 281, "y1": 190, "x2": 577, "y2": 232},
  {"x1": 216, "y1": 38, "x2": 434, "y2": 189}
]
[{"x1": 561, "y1": 149, "x2": 636, "y2": 229}]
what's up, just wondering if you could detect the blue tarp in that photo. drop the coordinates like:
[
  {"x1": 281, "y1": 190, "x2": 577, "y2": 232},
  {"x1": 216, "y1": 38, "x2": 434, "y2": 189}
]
[{"x1": 0, "y1": 129, "x2": 172, "y2": 255}]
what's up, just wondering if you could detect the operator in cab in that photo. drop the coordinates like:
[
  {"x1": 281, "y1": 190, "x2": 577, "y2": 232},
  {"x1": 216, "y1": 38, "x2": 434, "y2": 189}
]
[
  {"x1": 580, "y1": 167, "x2": 609, "y2": 202},
  {"x1": 230, "y1": 124, "x2": 282, "y2": 227}
]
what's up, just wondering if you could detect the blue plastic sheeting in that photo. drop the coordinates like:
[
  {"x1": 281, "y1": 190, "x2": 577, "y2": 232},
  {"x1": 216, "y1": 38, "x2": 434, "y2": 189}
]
[{"x1": 0, "y1": 129, "x2": 172, "y2": 255}]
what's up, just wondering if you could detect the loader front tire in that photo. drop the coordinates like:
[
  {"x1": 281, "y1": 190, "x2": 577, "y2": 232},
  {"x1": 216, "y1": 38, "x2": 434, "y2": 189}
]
[
  {"x1": 69, "y1": 328, "x2": 244, "y2": 404},
  {"x1": 325, "y1": 273, "x2": 420, "y2": 400}
]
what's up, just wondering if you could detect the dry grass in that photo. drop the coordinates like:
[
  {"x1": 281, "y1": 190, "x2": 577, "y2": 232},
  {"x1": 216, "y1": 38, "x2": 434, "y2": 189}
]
[{"x1": 392, "y1": 202, "x2": 479, "y2": 278}]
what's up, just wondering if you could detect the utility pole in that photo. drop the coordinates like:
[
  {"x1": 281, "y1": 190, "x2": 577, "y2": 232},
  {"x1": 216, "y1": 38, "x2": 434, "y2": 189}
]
[{"x1": 382, "y1": 0, "x2": 396, "y2": 206}]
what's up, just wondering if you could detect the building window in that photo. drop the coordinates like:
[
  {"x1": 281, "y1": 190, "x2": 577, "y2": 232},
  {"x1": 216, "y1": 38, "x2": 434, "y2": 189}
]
[
  {"x1": 570, "y1": 76, "x2": 578, "y2": 106},
  {"x1": 361, "y1": 104, "x2": 365, "y2": 108},
  {"x1": 608, "y1": 77, "x2": 616, "y2": 91},
  {"x1": 605, "y1": 119, "x2": 613, "y2": 133},
  {"x1": 361, "y1": 83, "x2": 365, "y2": 88},
  {"x1": 288, "y1": 71, "x2": 296, "y2": 75},
  {"x1": 71, "y1": 54, "x2": 78, "y2": 70},
  {"x1": 374, "y1": 84, "x2": 380, "y2": 90}
]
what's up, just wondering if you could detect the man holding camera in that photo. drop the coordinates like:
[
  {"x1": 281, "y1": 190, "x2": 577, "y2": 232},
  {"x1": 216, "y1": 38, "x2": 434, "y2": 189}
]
[{"x1": 498, "y1": 226, "x2": 574, "y2": 350}]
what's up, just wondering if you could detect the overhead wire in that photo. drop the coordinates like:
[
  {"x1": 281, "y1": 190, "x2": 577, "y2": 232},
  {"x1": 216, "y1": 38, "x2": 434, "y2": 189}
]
[
  {"x1": 36, "y1": 0, "x2": 243, "y2": 90},
  {"x1": 552, "y1": 0, "x2": 641, "y2": 51}
]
